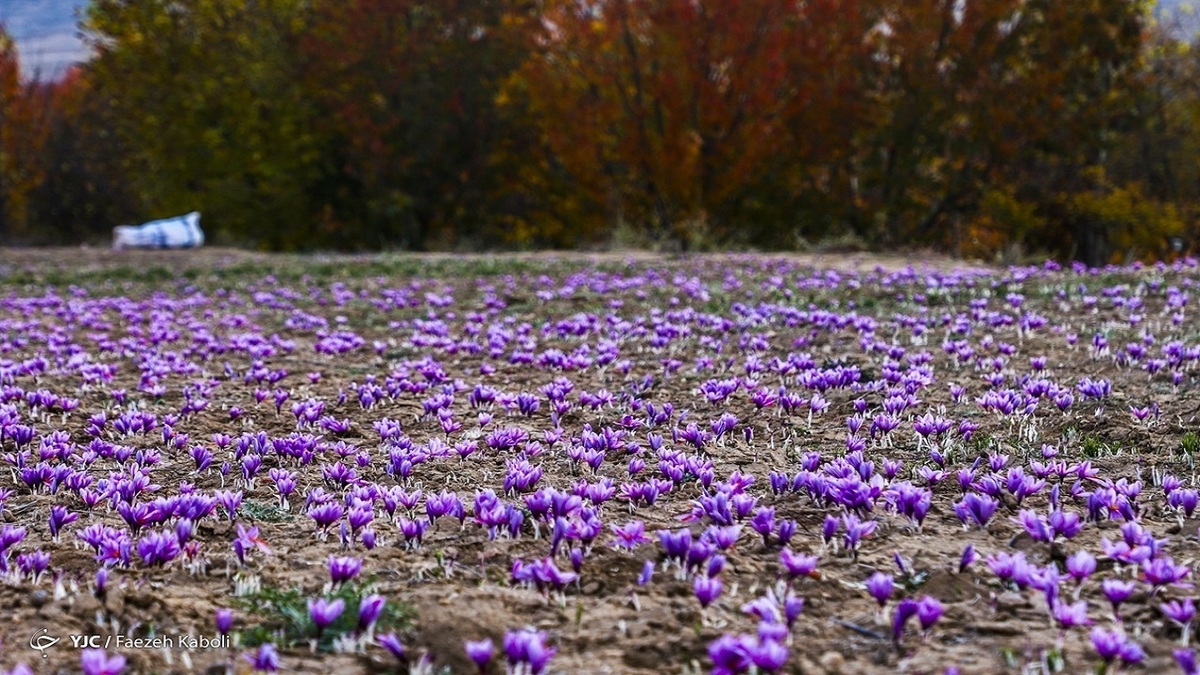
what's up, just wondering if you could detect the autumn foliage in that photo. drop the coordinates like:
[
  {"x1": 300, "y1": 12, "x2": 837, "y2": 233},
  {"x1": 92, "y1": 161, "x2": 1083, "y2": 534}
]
[{"x1": 1, "y1": 0, "x2": 1197, "y2": 262}]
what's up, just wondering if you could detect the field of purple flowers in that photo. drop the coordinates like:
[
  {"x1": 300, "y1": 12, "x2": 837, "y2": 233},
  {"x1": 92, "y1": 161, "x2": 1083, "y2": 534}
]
[{"x1": 0, "y1": 249, "x2": 1199, "y2": 674}]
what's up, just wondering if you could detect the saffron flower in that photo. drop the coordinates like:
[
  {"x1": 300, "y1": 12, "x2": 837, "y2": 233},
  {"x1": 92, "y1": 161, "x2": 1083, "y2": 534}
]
[
  {"x1": 328, "y1": 555, "x2": 363, "y2": 586},
  {"x1": 80, "y1": 650, "x2": 126, "y2": 675},
  {"x1": 308, "y1": 502, "x2": 344, "y2": 532},
  {"x1": 357, "y1": 594, "x2": 387, "y2": 634},
  {"x1": 1065, "y1": 551, "x2": 1096, "y2": 584},
  {"x1": 916, "y1": 596, "x2": 943, "y2": 632},
  {"x1": 216, "y1": 608, "x2": 234, "y2": 635},
  {"x1": 893, "y1": 598, "x2": 919, "y2": 646},
  {"x1": 503, "y1": 628, "x2": 555, "y2": 675},
  {"x1": 48, "y1": 505, "x2": 77, "y2": 541},
  {"x1": 1102, "y1": 579, "x2": 1136, "y2": 618},
  {"x1": 233, "y1": 524, "x2": 271, "y2": 565},
  {"x1": 1052, "y1": 600, "x2": 1092, "y2": 629},
  {"x1": 694, "y1": 575, "x2": 724, "y2": 608},
  {"x1": 377, "y1": 633, "x2": 406, "y2": 661},
  {"x1": 465, "y1": 639, "x2": 494, "y2": 673},
  {"x1": 136, "y1": 530, "x2": 181, "y2": 567},
  {"x1": 308, "y1": 597, "x2": 345, "y2": 635},
  {"x1": 1175, "y1": 648, "x2": 1198, "y2": 675},
  {"x1": 865, "y1": 572, "x2": 894, "y2": 607},
  {"x1": 637, "y1": 560, "x2": 655, "y2": 586},
  {"x1": 609, "y1": 520, "x2": 651, "y2": 550},
  {"x1": 1163, "y1": 597, "x2": 1196, "y2": 643},
  {"x1": 959, "y1": 544, "x2": 977, "y2": 573},
  {"x1": 245, "y1": 644, "x2": 280, "y2": 672}
]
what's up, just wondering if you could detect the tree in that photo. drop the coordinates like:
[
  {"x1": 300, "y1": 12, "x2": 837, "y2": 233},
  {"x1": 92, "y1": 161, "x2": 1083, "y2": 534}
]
[
  {"x1": 837, "y1": 0, "x2": 1147, "y2": 262},
  {"x1": 83, "y1": 0, "x2": 322, "y2": 247},
  {"x1": 0, "y1": 26, "x2": 52, "y2": 242},
  {"x1": 25, "y1": 68, "x2": 142, "y2": 243},
  {"x1": 301, "y1": 0, "x2": 543, "y2": 249},
  {"x1": 525, "y1": 0, "x2": 807, "y2": 248},
  {"x1": 1101, "y1": 24, "x2": 1200, "y2": 259}
]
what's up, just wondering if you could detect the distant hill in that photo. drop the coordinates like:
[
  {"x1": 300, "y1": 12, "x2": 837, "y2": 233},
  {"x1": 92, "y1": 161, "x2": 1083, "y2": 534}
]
[{"x1": 1, "y1": 0, "x2": 1196, "y2": 80}]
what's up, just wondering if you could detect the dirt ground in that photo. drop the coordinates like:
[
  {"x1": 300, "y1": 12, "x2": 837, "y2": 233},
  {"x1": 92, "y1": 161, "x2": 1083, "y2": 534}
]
[{"x1": 0, "y1": 249, "x2": 1195, "y2": 674}]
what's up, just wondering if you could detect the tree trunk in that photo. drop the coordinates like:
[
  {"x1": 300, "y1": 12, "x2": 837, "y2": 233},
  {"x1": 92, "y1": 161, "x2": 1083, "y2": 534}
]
[{"x1": 1076, "y1": 221, "x2": 1109, "y2": 267}]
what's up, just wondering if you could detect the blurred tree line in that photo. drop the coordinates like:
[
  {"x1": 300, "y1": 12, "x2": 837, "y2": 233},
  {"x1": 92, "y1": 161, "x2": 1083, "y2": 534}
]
[{"x1": 0, "y1": 0, "x2": 1198, "y2": 264}]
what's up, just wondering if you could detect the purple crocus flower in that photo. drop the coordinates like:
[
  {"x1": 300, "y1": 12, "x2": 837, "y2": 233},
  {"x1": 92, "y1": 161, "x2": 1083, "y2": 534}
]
[
  {"x1": 959, "y1": 544, "x2": 977, "y2": 573},
  {"x1": 779, "y1": 548, "x2": 820, "y2": 581},
  {"x1": 749, "y1": 507, "x2": 776, "y2": 546},
  {"x1": 216, "y1": 490, "x2": 243, "y2": 521},
  {"x1": 308, "y1": 502, "x2": 344, "y2": 532},
  {"x1": 821, "y1": 515, "x2": 839, "y2": 545},
  {"x1": 465, "y1": 639, "x2": 494, "y2": 673},
  {"x1": 893, "y1": 598, "x2": 919, "y2": 645},
  {"x1": 377, "y1": 633, "x2": 406, "y2": 661},
  {"x1": 1102, "y1": 579, "x2": 1136, "y2": 618},
  {"x1": 357, "y1": 594, "x2": 387, "y2": 634},
  {"x1": 1176, "y1": 648, "x2": 1198, "y2": 675},
  {"x1": 48, "y1": 505, "x2": 77, "y2": 541},
  {"x1": 1047, "y1": 510, "x2": 1082, "y2": 540},
  {"x1": 328, "y1": 555, "x2": 363, "y2": 586},
  {"x1": 865, "y1": 572, "x2": 894, "y2": 607},
  {"x1": 610, "y1": 520, "x2": 651, "y2": 550},
  {"x1": 136, "y1": 531, "x2": 180, "y2": 567},
  {"x1": 503, "y1": 628, "x2": 555, "y2": 675},
  {"x1": 841, "y1": 514, "x2": 876, "y2": 559},
  {"x1": 1163, "y1": 597, "x2": 1196, "y2": 626},
  {"x1": 1119, "y1": 640, "x2": 1146, "y2": 665},
  {"x1": 1052, "y1": 600, "x2": 1092, "y2": 629},
  {"x1": 0, "y1": 524, "x2": 26, "y2": 555},
  {"x1": 233, "y1": 524, "x2": 271, "y2": 565},
  {"x1": 658, "y1": 528, "x2": 692, "y2": 563},
  {"x1": 637, "y1": 559, "x2": 655, "y2": 586},
  {"x1": 1091, "y1": 627, "x2": 1126, "y2": 664},
  {"x1": 215, "y1": 608, "x2": 234, "y2": 635},
  {"x1": 80, "y1": 649, "x2": 126, "y2": 675},
  {"x1": 245, "y1": 643, "x2": 280, "y2": 672},
  {"x1": 916, "y1": 596, "x2": 943, "y2": 632},
  {"x1": 694, "y1": 575, "x2": 724, "y2": 608},
  {"x1": 15, "y1": 549, "x2": 50, "y2": 581},
  {"x1": 776, "y1": 519, "x2": 797, "y2": 546},
  {"x1": 347, "y1": 505, "x2": 374, "y2": 533},
  {"x1": 749, "y1": 636, "x2": 789, "y2": 671},
  {"x1": 308, "y1": 597, "x2": 345, "y2": 634},
  {"x1": 1016, "y1": 510, "x2": 1052, "y2": 542},
  {"x1": 706, "y1": 554, "x2": 727, "y2": 578},
  {"x1": 783, "y1": 593, "x2": 804, "y2": 627},
  {"x1": 954, "y1": 493, "x2": 999, "y2": 528},
  {"x1": 708, "y1": 634, "x2": 753, "y2": 675},
  {"x1": 94, "y1": 568, "x2": 108, "y2": 602},
  {"x1": 706, "y1": 525, "x2": 743, "y2": 550},
  {"x1": 1143, "y1": 556, "x2": 1192, "y2": 590},
  {"x1": 1065, "y1": 551, "x2": 1096, "y2": 584}
]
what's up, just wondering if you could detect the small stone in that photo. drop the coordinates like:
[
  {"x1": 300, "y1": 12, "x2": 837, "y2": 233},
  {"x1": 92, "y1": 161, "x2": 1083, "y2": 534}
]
[
  {"x1": 582, "y1": 581, "x2": 601, "y2": 595},
  {"x1": 126, "y1": 592, "x2": 156, "y2": 610},
  {"x1": 995, "y1": 591, "x2": 1028, "y2": 613},
  {"x1": 29, "y1": 590, "x2": 49, "y2": 607},
  {"x1": 819, "y1": 651, "x2": 846, "y2": 674}
]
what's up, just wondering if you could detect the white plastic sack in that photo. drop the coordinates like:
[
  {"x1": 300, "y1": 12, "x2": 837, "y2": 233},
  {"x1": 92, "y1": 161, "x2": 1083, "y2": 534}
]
[{"x1": 113, "y1": 212, "x2": 204, "y2": 249}]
